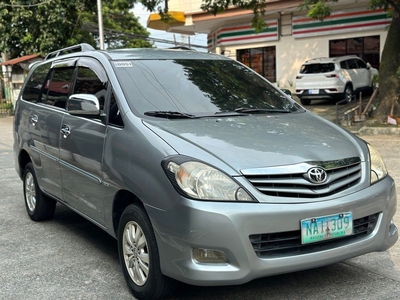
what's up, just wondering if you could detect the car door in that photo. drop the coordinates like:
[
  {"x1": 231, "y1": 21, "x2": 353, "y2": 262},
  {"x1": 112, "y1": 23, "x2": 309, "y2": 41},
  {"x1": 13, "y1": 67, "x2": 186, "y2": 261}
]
[
  {"x1": 59, "y1": 58, "x2": 108, "y2": 224},
  {"x1": 346, "y1": 58, "x2": 361, "y2": 89},
  {"x1": 354, "y1": 58, "x2": 370, "y2": 88},
  {"x1": 20, "y1": 60, "x2": 76, "y2": 200}
]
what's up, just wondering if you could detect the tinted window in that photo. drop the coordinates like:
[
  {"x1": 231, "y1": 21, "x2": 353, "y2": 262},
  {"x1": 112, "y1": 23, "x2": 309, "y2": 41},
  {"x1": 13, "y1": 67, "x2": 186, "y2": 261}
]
[
  {"x1": 108, "y1": 91, "x2": 123, "y2": 127},
  {"x1": 347, "y1": 59, "x2": 358, "y2": 69},
  {"x1": 356, "y1": 59, "x2": 367, "y2": 69},
  {"x1": 340, "y1": 61, "x2": 348, "y2": 69},
  {"x1": 329, "y1": 35, "x2": 380, "y2": 69},
  {"x1": 21, "y1": 62, "x2": 51, "y2": 103},
  {"x1": 113, "y1": 59, "x2": 299, "y2": 116},
  {"x1": 299, "y1": 63, "x2": 335, "y2": 74},
  {"x1": 45, "y1": 68, "x2": 75, "y2": 108},
  {"x1": 237, "y1": 46, "x2": 276, "y2": 82},
  {"x1": 73, "y1": 67, "x2": 107, "y2": 110}
]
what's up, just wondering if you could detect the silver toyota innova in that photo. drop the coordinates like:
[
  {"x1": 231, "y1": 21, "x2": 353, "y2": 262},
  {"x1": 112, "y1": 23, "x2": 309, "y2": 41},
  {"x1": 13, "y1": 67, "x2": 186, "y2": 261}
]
[{"x1": 13, "y1": 44, "x2": 397, "y2": 299}]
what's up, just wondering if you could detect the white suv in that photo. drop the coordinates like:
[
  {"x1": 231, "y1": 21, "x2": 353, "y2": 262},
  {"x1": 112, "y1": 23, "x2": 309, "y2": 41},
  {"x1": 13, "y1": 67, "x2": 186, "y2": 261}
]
[{"x1": 295, "y1": 56, "x2": 378, "y2": 105}]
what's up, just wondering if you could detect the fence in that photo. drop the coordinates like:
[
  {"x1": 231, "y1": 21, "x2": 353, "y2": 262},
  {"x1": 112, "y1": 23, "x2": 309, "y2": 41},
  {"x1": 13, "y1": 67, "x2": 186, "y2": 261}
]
[
  {"x1": 335, "y1": 90, "x2": 378, "y2": 126},
  {"x1": 0, "y1": 78, "x2": 14, "y2": 115}
]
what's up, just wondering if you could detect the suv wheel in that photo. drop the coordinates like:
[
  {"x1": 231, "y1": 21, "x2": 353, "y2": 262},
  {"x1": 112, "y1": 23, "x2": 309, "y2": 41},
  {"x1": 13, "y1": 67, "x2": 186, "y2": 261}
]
[
  {"x1": 300, "y1": 98, "x2": 311, "y2": 105},
  {"x1": 118, "y1": 204, "x2": 177, "y2": 299},
  {"x1": 344, "y1": 85, "x2": 353, "y2": 102},
  {"x1": 23, "y1": 162, "x2": 56, "y2": 221}
]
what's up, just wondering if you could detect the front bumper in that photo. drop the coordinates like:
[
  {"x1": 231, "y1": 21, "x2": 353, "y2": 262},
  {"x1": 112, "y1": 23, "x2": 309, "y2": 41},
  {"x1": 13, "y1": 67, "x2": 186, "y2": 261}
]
[{"x1": 147, "y1": 176, "x2": 397, "y2": 286}]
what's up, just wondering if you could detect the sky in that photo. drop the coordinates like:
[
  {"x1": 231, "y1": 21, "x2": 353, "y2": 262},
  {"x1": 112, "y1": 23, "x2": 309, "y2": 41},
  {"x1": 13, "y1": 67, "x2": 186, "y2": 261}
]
[{"x1": 131, "y1": 3, "x2": 207, "y2": 51}]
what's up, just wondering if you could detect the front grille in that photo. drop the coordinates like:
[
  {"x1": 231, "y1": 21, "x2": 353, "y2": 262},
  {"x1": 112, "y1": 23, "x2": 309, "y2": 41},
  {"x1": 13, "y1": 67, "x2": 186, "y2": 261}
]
[
  {"x1": 249, "y1": 213, "x2": 379, "y2": 258},
  {"x1": 243, "y1": 159, "x2": 361, "y2": 198}
]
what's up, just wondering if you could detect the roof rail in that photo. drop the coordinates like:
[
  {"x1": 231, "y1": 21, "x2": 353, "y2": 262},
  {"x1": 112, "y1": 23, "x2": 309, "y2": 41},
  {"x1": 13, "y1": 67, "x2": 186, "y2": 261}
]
[{"x1": 45, "y1": 43, "x2": 96, "y2": 60}]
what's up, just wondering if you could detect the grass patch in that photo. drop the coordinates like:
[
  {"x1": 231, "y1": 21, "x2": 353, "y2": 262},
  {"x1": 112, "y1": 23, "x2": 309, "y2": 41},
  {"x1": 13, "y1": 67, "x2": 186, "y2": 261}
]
[{"x1": 0, "y1": 101, "x2": 13, "y2": 114}]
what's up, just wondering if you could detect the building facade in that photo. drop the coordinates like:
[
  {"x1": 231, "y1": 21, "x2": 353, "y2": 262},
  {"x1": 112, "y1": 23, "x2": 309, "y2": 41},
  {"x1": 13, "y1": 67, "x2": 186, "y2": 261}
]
[
  {"x1": 1, "y1": 54, "x2": 43, "y2": 110},
  {"x1": 147, "y1": 0, "x2": 391, "y2": 90}
]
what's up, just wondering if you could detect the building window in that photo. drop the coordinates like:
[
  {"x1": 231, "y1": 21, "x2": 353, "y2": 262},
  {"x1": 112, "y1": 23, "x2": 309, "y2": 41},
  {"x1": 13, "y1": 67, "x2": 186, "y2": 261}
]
[
  {"x1": 329, "y1": 36, "x2": 380, "y2": 69},
  {"x1": 237, "y1": 46, "x2": 276, "y2": 82}
]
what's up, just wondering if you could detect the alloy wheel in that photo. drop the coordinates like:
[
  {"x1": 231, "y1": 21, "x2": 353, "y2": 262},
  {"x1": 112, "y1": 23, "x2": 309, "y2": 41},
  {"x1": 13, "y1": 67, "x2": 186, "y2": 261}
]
[
  {"x1": 122, "y1": 221, "x2": 150, "y2": 286},
  {"x1": 25, "y1": 172, "x2": 36, "y2": 211}
]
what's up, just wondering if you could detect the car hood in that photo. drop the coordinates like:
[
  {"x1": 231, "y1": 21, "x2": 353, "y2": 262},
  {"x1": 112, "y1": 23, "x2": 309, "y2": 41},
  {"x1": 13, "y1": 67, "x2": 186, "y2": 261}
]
[{"x1": 143, "y1": 112, "x2": 366, "y2": 174}]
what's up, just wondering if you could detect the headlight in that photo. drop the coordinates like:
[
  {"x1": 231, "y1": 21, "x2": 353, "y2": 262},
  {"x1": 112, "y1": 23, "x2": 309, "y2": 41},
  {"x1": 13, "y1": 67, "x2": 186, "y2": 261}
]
[
  {"x1": 368, "y1": 144, "x2": 387, "y2": 184},
  {"x1": 164, "y1": 160, "x2": 254, "y2": 202}
]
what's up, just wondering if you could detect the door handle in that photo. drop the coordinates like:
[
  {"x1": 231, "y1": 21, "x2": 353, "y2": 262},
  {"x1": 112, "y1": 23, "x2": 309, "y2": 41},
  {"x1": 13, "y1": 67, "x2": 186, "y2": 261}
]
[
  {"x1": 30, "y1": 115, "x2": 38, "y2": 127},
  {"x1": 61, "y1": 124, "x2": 71, "y2": 139}
]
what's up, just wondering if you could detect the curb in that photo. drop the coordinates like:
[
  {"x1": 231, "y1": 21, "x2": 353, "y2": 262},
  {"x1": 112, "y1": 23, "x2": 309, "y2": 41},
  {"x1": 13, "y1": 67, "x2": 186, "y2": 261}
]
[{"x1": 355, "y1": 125, "x2": 400, "y2": 136}]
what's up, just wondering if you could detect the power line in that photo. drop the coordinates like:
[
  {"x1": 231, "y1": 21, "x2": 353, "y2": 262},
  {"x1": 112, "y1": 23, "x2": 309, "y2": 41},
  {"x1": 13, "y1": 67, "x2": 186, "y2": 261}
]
[{"x1": 82, "y1": 23, "x2": 208, "y2": 49}]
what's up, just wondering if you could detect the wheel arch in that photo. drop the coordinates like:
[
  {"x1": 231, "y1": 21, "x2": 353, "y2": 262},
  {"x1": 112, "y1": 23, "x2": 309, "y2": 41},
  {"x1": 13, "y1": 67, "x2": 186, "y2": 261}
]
[
  {"x1": 344, "y1": 81, "x2": 353, "y2": 91},
  {"x1": 112, "y1": 190, "x2": 146, "y2": 238},
  {"x1": 18, "y1": 149, "x2": 31, "y2": 179}
]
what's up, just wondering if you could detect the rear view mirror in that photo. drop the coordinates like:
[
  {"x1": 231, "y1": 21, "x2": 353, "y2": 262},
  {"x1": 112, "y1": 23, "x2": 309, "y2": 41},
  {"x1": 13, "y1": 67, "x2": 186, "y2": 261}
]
[{"x1": 67, "y1": 94, "x2": 100, "y2": 116}]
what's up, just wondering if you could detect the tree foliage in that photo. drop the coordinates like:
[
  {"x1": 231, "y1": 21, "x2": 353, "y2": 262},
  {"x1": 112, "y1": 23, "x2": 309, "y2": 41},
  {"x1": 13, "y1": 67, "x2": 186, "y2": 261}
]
[{"x1": 0, "y1": 0, "x2": 151, "y2": 59}]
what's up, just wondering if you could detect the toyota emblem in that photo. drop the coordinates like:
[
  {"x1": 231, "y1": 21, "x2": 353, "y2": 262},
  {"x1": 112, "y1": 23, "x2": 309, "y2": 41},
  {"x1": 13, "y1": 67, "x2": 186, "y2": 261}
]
[{"x1": 307, "y1": 167, "x2": 328, "y2": 184}]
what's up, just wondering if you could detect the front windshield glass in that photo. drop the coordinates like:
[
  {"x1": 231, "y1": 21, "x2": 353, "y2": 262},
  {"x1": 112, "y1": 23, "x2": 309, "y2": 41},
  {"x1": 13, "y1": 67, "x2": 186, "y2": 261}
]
[{"x1": 113, "y1": 59, "x2": 300, "y2": 116}]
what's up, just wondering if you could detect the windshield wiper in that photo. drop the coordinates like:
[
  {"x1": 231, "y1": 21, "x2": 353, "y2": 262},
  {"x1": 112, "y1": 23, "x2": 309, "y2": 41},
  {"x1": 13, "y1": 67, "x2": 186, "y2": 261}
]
[
  {"x1": 234, "y1": 107, "x2": 290, "y2": 114},
  {"x1": 214, "y1": 111, "x2": 249, "y2": 116},
  {"x1": 144, "y1": 111, "x2": 197, "y2": 119}
]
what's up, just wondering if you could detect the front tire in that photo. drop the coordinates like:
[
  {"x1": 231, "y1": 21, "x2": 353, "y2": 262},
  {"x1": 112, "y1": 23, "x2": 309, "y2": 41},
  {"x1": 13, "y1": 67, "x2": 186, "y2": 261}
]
[
  {"x1": 118, "y1": 204, "x2": 177, "y2": 299},
  {"x1": 23, "y1": 162, "x2": 56, "y2": 221},
  {"x1": 344, "y1": 85, "x2": 354, "y2": 102},
  {"x1": 300, "y1": 98, "x2": 311, "y2": 105}
]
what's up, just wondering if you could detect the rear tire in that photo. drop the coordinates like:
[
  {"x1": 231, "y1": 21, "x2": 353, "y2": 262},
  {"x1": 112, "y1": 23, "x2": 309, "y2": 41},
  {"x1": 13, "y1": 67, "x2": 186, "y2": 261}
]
[
  {"x1": 23, "y1": 162, "x2": 56, "y2": 221},
  {"x1": 118, "y1": 204, "x2": 178, "y2": 299},
  {"x1": 300, "y1": 98, "x2": 311, "y2": 105}
]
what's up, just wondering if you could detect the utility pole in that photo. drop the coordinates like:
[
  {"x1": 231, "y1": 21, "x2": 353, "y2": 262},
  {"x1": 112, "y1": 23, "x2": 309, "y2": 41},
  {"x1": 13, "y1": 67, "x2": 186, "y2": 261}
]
[{"x1": 97, "y1": 0, "x2": 105, "y2": 49}]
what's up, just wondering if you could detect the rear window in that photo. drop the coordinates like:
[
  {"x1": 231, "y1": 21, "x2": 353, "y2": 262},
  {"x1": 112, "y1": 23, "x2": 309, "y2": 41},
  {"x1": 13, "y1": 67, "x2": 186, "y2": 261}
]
[
  {"x1": 299, "y1": 63, "x2": 335, "y2": 74},
  {"x1": 22, "y1": 62, "x2": 51, "y2": 103}
]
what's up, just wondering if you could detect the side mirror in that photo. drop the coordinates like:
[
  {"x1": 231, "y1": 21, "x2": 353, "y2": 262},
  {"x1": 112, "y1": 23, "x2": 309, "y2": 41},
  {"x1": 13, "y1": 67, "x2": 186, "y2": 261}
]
[
  {"x1": 366, "y1": 62, "x2": 371, "y2": 70},
  {"x1": 67, "y1": 94, "x2": 100, "y2": 116}
]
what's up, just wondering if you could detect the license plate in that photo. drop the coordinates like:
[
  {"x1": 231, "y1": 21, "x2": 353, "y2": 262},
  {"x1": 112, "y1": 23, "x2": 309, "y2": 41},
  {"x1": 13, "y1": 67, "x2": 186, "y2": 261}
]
[
  {"x1": 309, "y1": 89, "x2": 319, "y2": 94},
  {"x1": 301, "y1": 212, "x2": 353, "y2": 244}
]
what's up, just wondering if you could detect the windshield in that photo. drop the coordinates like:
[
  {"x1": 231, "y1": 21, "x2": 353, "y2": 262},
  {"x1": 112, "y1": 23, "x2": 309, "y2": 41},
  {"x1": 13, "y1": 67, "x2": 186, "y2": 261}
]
[{"x1": 113, "y1": 59, "x2": 300, "y2": 116}]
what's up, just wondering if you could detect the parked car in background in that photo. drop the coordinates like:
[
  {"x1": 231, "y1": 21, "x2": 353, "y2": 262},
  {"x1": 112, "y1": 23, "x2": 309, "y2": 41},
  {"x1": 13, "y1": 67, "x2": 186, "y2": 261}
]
[
  {"x1": 13, "y1": 44, "x2": 397, "y2": 299},
  {"x1": 295, "y1": 56, "x2": 378, "y2": 105}
]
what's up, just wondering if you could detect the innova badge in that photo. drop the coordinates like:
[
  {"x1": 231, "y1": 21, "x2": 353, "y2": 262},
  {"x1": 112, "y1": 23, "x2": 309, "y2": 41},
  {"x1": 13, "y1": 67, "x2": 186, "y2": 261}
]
[{"x1": 307, "y1": 167, "x2": 327, "y2": 184}]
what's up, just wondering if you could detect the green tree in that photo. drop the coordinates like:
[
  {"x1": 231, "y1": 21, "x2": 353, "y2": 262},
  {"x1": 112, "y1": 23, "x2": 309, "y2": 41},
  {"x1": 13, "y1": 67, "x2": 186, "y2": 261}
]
[
  {"x1": 0, "y1": 0, "x2": 151, "y2": 59},
  {"x1": 82, "y1": 0, "x2": 153, "y2": 48},
  {"x1": 0, "y1": 0, "x2": 90, "y2": 57},
  {"x1": 141, "y1": 0, "x2": 400, "y2": 121}
]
